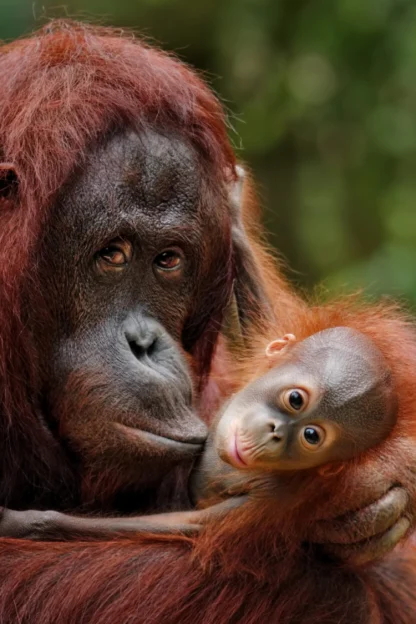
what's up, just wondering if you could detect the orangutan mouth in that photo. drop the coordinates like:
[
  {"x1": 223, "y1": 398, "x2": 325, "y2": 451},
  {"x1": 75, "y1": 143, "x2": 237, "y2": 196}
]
[
  {"x1": 113, "y1": 423, "x2": 204, "y2": 454},
  {"x1": 226, "y1": 430, "x2": 249, "y2": 468}
]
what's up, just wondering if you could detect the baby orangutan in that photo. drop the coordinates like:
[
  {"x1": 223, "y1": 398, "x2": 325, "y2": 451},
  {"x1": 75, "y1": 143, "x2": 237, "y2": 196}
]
[
  {"x1": 0, "y1": 325, "x2": 398, "y2": 543},
  {"x1": 191, "y1": 326, "x2": 398, "y2": 505}
]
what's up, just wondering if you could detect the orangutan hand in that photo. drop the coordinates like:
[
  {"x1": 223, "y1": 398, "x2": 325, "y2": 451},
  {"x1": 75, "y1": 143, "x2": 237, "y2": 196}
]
[
  {"x1": 224, "y1": 164, "x2": 273, "y2": 344},
  {"x1": 308, "y1": 486, "x2": 412, "y2": 565}
]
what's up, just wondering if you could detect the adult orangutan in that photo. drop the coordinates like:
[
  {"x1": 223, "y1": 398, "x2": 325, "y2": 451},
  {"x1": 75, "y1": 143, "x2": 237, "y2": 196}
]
[{"x1": 0, "y1": 19, "x2": 414, "y2": 621}]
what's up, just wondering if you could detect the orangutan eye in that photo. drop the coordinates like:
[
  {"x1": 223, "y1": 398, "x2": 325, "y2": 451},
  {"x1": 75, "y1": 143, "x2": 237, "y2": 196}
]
[
  {"x1": 154, "y1": 249, "x2": 182, "y2": 270},
  {"x1": 95, "y1": 239, "x2": 132, "y2": 272},
  {"x1": 281, "y1": 388, "x2": 309, "y2": 413},
  {"x1": 300, "y1": 425, "x2": 326, "y2": 450},
  {"x1": 101, "y1": 247, "x2": 126, "y2": 265},
  {"x1": 153, "y1": 248, "x2": 184, "y2": 279}
]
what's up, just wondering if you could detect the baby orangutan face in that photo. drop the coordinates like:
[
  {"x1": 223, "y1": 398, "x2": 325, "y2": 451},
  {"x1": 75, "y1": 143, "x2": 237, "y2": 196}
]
[{"x1": 215, "y1": 327, "x2": 398, "y2": 472}]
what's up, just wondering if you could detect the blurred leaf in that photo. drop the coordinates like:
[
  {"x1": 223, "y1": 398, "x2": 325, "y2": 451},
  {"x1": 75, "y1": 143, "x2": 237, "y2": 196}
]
[{"x1": 1, "y1": 0, "x2": 416, "y2": 303}]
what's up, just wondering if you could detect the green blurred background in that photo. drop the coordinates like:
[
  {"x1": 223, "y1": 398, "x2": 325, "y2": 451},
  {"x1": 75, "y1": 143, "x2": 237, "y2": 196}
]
[{"x1": 2, "y1": 0, "x2": 416, "y2": 302}]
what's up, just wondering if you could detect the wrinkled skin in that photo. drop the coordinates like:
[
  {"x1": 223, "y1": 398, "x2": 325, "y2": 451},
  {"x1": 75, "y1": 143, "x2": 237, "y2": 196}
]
[
  {"x1": 27, "y1": 128, "x2": 225, "y2": 503},
  {"x1": 0, "y1": 130, "x2": 412, "y2": 565}
]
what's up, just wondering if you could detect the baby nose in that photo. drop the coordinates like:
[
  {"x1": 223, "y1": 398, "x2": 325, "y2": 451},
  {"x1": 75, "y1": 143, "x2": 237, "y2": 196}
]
[{"x1": 267, "y1": 420, "x2": 288, "y2": 442}]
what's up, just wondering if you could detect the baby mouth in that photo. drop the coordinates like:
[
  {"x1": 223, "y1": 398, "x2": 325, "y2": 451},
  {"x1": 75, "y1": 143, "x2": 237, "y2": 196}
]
[{"x1": 227, "y1": 430, "x2": 249, "y2": 468}]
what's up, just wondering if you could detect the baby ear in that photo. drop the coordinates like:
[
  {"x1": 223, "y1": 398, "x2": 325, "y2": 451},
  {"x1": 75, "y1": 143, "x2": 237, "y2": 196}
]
[{"x1": 265, "y1": 334, "x2": 296, "y2": 357}]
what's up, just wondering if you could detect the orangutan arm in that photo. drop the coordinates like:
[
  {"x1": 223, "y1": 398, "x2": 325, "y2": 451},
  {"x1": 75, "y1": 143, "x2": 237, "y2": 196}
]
[{"x1": 0, "y1": 497, "x2": 247, "y2": 541}]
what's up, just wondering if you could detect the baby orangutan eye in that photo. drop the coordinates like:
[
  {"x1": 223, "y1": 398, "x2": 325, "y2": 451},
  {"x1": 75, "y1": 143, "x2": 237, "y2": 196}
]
[
  {"x1": 281, "y1": 388, "x2": 309, "y2": 413},
  {"x1": 300, "y1": 425, "x2": 326, "y2": 450}
]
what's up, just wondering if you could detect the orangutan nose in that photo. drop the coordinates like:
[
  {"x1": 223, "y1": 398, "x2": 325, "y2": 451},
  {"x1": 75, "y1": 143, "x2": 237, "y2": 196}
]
[
  {"x1": 125, "y1": 317, "x2": 166, "y2": 362},
  {"x1": 244, "y1": 406, "x2": 289, "y2": 446},
  {"x1": 267, "y1": 419, "x2": 288, "y2": 443},
  {"x1": 123, "y1": 314, "x2": 194, "y2": 401}
]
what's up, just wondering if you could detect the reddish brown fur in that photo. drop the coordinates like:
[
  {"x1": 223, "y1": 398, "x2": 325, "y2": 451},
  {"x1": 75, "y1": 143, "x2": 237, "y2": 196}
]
[
  {"x1": 0, "y1": 21, "x2": 237, "y2": 505},
  {"x1": 0, "y1": 297, "x2": 414, "y2": 624},
  {"x1": 1, "y1": 20, "x2": 416, "y2": 624}
]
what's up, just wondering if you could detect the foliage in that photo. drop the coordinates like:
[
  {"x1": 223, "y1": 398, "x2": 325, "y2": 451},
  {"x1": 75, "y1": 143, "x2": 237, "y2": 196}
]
[{"x1": 1, "y1": 0, "x2": 416, "y2": 303}]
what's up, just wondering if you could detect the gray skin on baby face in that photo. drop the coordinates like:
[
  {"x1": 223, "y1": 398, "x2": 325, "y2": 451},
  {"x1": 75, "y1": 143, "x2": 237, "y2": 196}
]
[{"x1": 191, "y1": 327, "x2": 397, "y2": 503}]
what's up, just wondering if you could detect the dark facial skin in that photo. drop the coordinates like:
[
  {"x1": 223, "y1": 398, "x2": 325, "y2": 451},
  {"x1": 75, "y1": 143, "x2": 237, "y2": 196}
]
[
  {"x1": 27, "y1": 128, "x2": 230, "y2": 496},
  {"x1": 192, "y1": 327, "x2": 398, "y2": 503},
  {"x1": 0, "y1": 132, "x2": 252, "y2": 540}
]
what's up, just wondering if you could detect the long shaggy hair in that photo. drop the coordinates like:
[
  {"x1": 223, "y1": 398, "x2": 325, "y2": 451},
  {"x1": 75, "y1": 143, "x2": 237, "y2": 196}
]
[{"x1": 0, "y1": 20, "x2": 236, "y2": 504}]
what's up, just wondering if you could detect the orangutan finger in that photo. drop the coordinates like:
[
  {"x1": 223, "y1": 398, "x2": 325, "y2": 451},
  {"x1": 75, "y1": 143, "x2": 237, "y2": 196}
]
[
  {"x1": 323, "y1": 516, "x2": 411, "y2": 566},
  {"x1": 309, "y1": 487, "x2": 409, "y2": 545}
]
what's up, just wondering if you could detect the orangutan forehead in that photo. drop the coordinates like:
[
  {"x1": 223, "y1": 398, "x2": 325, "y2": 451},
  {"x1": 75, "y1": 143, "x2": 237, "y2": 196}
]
[
  {"x1": 114, "y1": 129, "x2": 201, "y2": 213},
  {"x1": 110, "y1": 129, "x2": 199, "y2": 208},
  {"x1": 119, "y1": 130, "x2": 200, "y2": 201},
  {"x1": 58, "y1": 128, "x2": 203, "y2": 233}
]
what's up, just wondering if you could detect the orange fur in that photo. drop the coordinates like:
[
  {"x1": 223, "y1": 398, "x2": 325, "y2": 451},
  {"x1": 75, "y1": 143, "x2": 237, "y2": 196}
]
[
  {"x1": 0, "y1": 183, "x2": 415, "y2": 624},
  {"x1": 0, "y1": 20, "x2": 415, "y2": 620}
]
